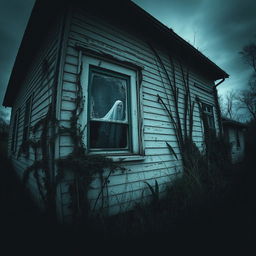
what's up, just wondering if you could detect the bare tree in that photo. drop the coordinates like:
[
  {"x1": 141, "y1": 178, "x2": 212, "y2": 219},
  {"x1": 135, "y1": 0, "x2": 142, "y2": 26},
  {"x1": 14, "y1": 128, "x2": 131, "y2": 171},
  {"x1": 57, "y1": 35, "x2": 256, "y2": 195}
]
[
  {"x1": 219, "y1": 90, "x2": 239, "y2": 120},
  {"x1": 219, "y1": 90, "x2": 245, "y2": 122},
  {"x1": 240, "y1": 43, "x2": 256, "y2": 74},
  {"x1": 236, "y1": 83, "x2": 256, "y2": 122},
  {"x1": 238, "y1": 43, "x2": 256, "y2": 122}
]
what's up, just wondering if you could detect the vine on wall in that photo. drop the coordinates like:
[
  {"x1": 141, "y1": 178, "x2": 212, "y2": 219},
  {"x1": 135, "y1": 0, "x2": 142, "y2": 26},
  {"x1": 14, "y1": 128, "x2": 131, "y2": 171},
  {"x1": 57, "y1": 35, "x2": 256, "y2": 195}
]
[
  {"x1": 18, "y1": 104, "x2": 58, "y2": 215},
  {"x1": 150, "y1": 44, "x2": 231, "y2": 176},
  {"x1": 18, "y1": 61, "x2": 125, "y2": 220},
  {"x1": 149, "y1": 44, "x2": 200, "y2": 172},
  {"x1": 56, "y1": 62, "x2": 125, "y2": 219},
  {"x1": 17, "y1": 42, "x2": 227, "y2": 221}
]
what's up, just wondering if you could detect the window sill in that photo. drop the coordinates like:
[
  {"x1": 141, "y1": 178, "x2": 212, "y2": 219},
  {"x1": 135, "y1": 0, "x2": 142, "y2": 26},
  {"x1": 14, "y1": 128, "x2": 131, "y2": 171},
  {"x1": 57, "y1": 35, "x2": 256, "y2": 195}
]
[{"x1": 107, "y1": 155, "x2": 146, "y2": 162}]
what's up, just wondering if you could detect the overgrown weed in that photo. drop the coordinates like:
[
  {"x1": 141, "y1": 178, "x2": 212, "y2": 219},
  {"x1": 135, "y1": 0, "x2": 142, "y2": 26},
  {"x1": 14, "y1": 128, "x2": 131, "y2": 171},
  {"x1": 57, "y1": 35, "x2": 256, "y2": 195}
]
[{"x1": 77, "y1": 137, "x2": 236, "y2": 237}]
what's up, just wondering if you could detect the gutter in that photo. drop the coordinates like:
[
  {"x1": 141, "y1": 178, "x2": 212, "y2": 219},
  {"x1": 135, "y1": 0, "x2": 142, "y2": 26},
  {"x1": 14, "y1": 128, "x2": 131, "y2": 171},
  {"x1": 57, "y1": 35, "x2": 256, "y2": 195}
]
[
  {"x1": 214, "y1": 78, "x2": 225, "y2": 88},
  {"x1": 213, "y1": 78, "x2": 226, "y2": 136}
]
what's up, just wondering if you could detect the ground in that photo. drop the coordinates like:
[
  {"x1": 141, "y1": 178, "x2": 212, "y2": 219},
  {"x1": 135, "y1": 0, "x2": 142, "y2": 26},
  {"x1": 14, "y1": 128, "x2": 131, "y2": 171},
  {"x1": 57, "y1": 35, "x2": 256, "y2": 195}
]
[{"x1": 0, "y1": 154, "x2": 255, "y2": 254}]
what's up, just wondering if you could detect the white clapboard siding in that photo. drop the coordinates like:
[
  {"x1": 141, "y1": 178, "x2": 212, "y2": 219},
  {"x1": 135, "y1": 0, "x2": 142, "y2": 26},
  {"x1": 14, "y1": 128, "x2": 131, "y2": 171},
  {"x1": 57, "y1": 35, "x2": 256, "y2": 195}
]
[
  {"x1": 8, "y1": 20, "x2": 60, "y2": 209},
  {"x1": 70, "y1": 14, "x2": 213, "y2": 85},
  {"x1": 57, "y1": 8, "x2": 220, "y2": 218}
]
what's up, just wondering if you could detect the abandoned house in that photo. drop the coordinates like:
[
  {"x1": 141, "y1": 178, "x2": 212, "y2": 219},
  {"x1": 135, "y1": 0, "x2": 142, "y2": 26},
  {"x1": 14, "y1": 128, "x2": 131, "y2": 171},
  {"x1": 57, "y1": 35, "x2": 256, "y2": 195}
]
[
  {"x1": 222, "y1": 117, "x2": 246, "y2": 163},
  {"x1": 3, "y1": 0, "x2": 229, "y2": 222}
]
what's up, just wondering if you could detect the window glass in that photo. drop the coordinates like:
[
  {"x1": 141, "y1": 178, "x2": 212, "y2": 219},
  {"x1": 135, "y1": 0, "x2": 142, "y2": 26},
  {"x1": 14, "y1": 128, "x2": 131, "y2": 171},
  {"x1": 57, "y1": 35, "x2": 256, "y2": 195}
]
[
  {"x1": 90, "y1": 72, "x2": 127, "y2": 121},
  {"x1": 202, "y1": 103, "x2": 215, "y2": 130},
  {"x1": 207, "y1": 115, "x2": 215, "y2": 130},
  {"x1": 90, "y1": 122, "x2": 128, "y2": 148},
  {"x1": 89, "y1": 68, "x2": 129, "y2": 150}
]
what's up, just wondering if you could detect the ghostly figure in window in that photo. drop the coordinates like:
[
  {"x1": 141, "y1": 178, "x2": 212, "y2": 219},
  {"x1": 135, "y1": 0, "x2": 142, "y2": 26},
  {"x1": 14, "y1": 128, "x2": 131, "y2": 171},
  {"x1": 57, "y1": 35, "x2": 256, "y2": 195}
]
[
  {"x1": 95, "y1": 100, "x2": 127, "y2": 148},
  {"x1": 102, "y1": 100, "x2": 124, "y2": 121}
]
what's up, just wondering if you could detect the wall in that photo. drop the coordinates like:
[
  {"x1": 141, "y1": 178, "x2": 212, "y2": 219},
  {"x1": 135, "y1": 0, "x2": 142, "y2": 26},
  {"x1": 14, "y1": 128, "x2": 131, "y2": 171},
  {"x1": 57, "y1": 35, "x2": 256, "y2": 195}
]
[
  {"x1": 227, "y1": 126, "x2": 245, "y2": 163},
  {"x1": 8, "y1": 19, "x2": 60, "y2": 210},
  {"x1": 57, "y1": 7, "x2": 220, "y2": 221}
]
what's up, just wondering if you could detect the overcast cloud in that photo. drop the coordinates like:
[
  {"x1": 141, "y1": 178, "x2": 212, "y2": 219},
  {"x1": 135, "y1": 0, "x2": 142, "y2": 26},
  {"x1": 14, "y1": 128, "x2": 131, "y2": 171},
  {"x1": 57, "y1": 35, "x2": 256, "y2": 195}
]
[
  {"x1": 0, "y1": 0, "x2": 256, "y2": 121},
  {"x1": 0, "y1": 0, "x2": 35, "y2": 121},
  {"x1": 133, "y1": 0, "x2": 256, "y2": 95}
]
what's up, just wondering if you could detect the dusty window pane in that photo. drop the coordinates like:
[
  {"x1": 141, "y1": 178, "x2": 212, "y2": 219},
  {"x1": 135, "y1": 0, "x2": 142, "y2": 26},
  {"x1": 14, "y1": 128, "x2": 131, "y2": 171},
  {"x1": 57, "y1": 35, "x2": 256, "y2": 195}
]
[
  {"x1": 90, "y1": 72, "x2": 127, "y2": 122},
  {"x1": 207, "y1": 106, "x2": 212, "y2": 113},
  {"x1": 202, "y1": 103, "x2": 215, "y2": 130},
  {"x1": 207, "y1": 116, "x2": 215, "y2": 129},
  {"x1": 90, "y1": 121, "x2": 128, "y2": 148},
  {"x1": 89, "y1": 69, "x2": 130, "y2": 150}
]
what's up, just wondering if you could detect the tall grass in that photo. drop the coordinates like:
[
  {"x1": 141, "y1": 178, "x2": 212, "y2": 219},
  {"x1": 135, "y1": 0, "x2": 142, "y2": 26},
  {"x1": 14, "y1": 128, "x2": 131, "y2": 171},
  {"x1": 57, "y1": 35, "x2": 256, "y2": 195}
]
[{"x1": 72, "y1": 137, "x2": 234, "y2": 238}]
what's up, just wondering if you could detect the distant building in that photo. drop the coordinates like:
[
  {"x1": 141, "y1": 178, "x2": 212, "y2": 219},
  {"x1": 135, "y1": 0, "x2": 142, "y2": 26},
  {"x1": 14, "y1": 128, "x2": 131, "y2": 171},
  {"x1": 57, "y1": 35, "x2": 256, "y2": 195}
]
[{"x1": 222, "y1": 117, "x2": 247, "y2": 163}]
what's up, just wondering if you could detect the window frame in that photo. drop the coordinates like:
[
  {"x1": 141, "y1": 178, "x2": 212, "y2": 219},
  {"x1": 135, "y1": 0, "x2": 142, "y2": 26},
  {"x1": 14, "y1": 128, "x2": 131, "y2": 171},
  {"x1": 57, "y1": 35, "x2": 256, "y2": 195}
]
[
  {"x1": 201, "y1": 102, "x2": 216, "y2": 132},
  {"x1": 88, "y1": 66, "x2": 132, "y2": 152},
  {"x1": 22, "y1": 96, "x2": 33, "y2": 144},
  {"x1": 80, "y1": 55, "x2": 142, "y2": 157},
  {"x1": 11, "y1": 108, "x2": 20, "y2": 154}
]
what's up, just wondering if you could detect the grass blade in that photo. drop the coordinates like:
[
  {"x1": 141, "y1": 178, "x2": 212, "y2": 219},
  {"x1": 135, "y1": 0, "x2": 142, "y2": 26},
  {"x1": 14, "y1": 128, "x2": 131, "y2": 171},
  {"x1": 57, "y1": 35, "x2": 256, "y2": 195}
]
[
  {"x1": 166, "y1": 142, "x2": 178, "y2": 160},
  {"x1": 144, "y1": 181, "x2": 156, "y2": 197}
]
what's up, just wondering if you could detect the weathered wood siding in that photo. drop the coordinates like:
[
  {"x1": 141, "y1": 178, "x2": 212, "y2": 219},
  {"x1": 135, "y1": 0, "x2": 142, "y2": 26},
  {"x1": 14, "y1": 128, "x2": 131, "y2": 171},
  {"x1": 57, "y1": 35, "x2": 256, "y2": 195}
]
[
  {"x1": 226, "y1": 127, "x2": 245, "y2": 163},
  {"x1": 58, "y1": 8, "x2": 220, "y2": 220},
  {"x1": 8, "y1": 20, "x2": 60, "y2": 209}
]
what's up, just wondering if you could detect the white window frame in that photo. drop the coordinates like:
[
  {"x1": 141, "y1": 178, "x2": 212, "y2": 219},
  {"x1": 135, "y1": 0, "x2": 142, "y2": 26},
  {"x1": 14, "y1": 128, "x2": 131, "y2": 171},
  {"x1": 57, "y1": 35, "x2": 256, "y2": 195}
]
[
  {"x1": 80, "y1": 55, "x2": 143, "y2": 159},
  {"x1": 11, "y1": 108, "x2": 20, "y2": 154},
  {"x1": 22, "y1": 95, "x2": 33, "y2": 144},
  {"x1": 201, "y1": 102, "x2": 216, "y2": 131}
]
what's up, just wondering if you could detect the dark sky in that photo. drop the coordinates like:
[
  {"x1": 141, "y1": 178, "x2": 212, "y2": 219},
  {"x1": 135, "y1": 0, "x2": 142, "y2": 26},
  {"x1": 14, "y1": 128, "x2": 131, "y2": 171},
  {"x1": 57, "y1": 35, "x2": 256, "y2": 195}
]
[
  {"x1": 0, "y1": 0, "x2": 35, "y2": 120},
  {"x1": 133, "y1": 0, "x2": 256, "y2": 92},
  {"x1": 1, "y1": 0, "x2": 256, "y2": 121}
]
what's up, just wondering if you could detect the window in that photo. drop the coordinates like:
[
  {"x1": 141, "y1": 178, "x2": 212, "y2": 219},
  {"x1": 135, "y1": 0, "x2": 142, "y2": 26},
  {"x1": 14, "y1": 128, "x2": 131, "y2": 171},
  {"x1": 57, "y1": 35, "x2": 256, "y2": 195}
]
[
  {"x1": 89, "y1": 68, "x2": 130, "y2": 149},
  {"x1": 11, "y1": 108, "x2": 20, "y2": 153},
  {"x1": 22, "y1": 96, "x2": 32, "y2": 144},
  {"x1": 236, "y1": 130, "x2": 240, "y2": 148},
  {"x1": 81, "y1": 55, "x2": 141, "y2": 156},
  {"x1": 201, "y1": 103, "x2": 215, "y2": 132}
]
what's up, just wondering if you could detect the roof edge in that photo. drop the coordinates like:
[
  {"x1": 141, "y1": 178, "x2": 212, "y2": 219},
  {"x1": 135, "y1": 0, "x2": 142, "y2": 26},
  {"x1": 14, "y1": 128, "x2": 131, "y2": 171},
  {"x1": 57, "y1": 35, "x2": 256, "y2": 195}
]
[{"x1": 3, "y1": 0, "x2": 229, "y2": 107}]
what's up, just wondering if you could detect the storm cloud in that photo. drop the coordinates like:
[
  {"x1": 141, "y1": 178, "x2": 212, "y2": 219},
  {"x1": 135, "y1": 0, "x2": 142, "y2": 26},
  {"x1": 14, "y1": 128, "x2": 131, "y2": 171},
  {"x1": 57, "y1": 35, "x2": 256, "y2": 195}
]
[
  {"x1": 133, "y1": 0, "x2": 256, "y2": 96},
  {"x1": 0, "y1": 0, "x2": 255, "y2": 121}
]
